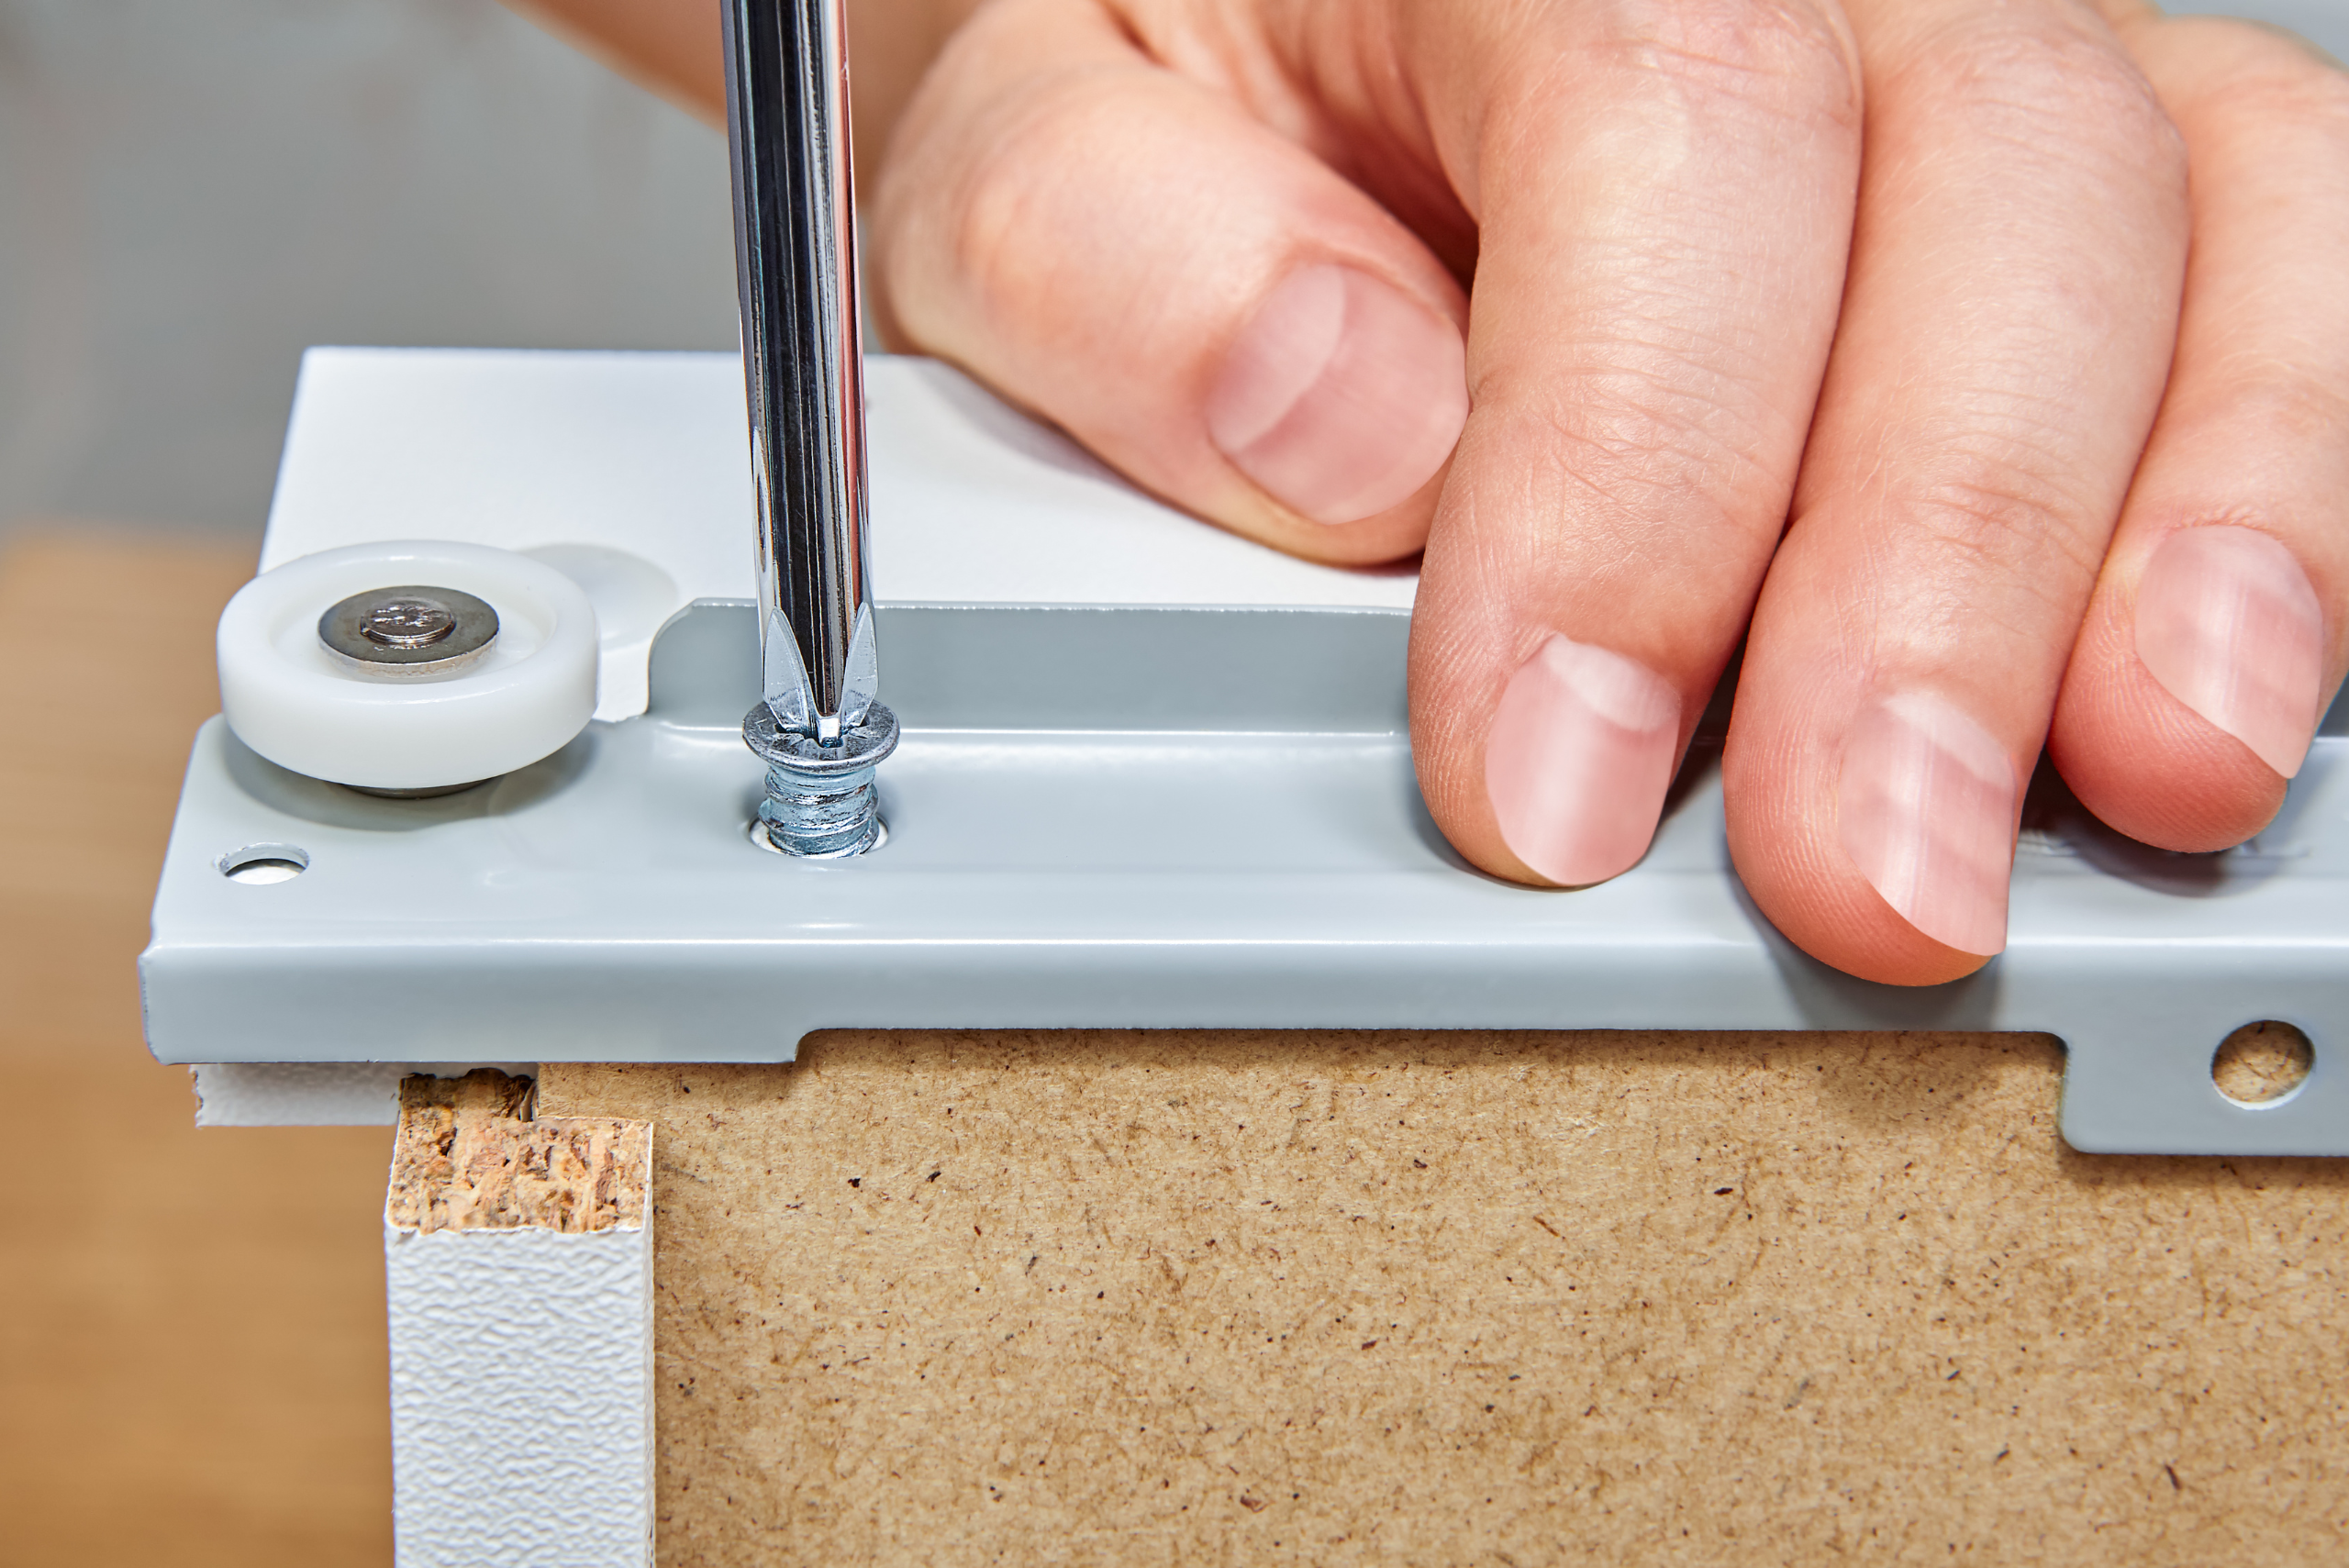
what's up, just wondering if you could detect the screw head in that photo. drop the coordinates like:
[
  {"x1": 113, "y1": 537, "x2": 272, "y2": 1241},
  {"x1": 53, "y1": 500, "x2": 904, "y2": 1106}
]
[
  {"x1": 743, "y1": 701, "x2": 898, "y2": 858},
  {"x1": 359, "y1": 597, "x2": 458, "y2": 649},
  {"x1": 319, "y1": 584, "x2": 499, "y2": 676}
]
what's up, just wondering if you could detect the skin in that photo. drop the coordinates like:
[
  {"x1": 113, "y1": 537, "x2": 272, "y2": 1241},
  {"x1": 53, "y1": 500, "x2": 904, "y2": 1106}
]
[{"x1": 505, "y1": 0, "x2": 2349, "y2": 986}]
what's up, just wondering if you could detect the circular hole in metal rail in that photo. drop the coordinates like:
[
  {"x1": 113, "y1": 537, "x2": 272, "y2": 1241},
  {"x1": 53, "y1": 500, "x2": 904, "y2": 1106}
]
[
  {"x1": 218, "y1": 843, "x2": 311, "y2": 884},
  {"x1": 744, "y1": 817, "x2": 888, "y2": 856},
  {"x1": 2212, "y1": 1020, "x2": 2314, "y2": 1106}
]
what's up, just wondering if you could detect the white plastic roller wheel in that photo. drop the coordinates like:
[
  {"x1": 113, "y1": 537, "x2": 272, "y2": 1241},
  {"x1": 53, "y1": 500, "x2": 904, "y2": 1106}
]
[{"x1": 217, "y1": 540, "x2": 599, "y2": 791}]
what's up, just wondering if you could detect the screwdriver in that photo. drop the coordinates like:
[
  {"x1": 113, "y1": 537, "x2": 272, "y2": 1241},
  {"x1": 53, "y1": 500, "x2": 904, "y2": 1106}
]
[{"x1": 721, "y1": 0, "x2": 896, "y2": 857}]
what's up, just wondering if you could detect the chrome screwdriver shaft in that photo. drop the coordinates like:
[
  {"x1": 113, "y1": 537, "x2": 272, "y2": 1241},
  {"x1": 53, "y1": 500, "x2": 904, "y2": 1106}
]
[{"x1": 722, "y1": 0, "x2": 896, "y2": 855}]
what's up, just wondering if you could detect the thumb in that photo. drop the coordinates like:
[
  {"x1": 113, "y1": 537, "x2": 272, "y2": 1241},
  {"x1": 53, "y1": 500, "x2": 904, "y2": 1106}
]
[{"x1": 870, "y1": 0, "x2": 1469, "y2": 563}]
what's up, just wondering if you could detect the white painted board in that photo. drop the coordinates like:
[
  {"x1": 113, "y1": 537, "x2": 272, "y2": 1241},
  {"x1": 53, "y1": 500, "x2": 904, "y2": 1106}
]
[
  {"x1": 386, "y1": 1224, "x2": 654, "y2": 1568},
  {"x1": 261, "y1": 349, "x2": 1419, "y2": 720},
  {"x1": 191, "y1": 1062, "x2": 537, "y2": 1128}
]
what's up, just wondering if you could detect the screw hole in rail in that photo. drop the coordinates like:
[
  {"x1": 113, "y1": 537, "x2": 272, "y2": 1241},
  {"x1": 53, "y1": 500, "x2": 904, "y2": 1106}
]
[
  {"x1": 745, "y1": 817, "x2": 888, "y2": 857},
  {"x1": 2211, "y1": 1021, "x2": 2314, "y2": 1106},
  {"x1": 218, "y1": 843, "x2": 310, "y2": 884}
]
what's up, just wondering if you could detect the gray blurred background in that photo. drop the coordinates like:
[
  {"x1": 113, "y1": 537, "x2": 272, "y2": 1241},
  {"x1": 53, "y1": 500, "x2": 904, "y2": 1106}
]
[
  {"x1": 0, "y1": 0, "x2": 736, "y2": 543},
  {"x1": 0, "y1": 0, "x2": 2341, "y2": 547}
]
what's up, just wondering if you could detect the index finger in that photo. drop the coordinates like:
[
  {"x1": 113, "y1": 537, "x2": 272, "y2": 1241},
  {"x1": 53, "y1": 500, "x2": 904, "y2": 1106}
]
[{"x1": 1406, "y1": 0, "x2": 1865, "y2": 887}]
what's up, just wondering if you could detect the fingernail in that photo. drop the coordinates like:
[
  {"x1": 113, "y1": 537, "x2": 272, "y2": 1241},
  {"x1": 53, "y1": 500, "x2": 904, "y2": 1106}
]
[
  {"x1": 1205, "y1": 262, "x2": 1468, "y2": 525},
  {"x1": 2134, "y1": 525, "x2": 2325, "y2": 779},
  {"x1": 1484, "y1": 635, "x2": 1681, "y2": 885},
  {"x1": 1837, "y1": 693, "x2": 2015, "y2": 958}
]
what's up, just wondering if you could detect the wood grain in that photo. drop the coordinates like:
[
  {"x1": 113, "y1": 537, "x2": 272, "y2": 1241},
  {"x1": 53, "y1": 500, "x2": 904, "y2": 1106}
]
[
  {"x1": 546, "y1": 1031, "x2": 2349, "y2": 1566},
  {"x1": 0, "y1": 530, "x2": 394, "y2": 1568}
]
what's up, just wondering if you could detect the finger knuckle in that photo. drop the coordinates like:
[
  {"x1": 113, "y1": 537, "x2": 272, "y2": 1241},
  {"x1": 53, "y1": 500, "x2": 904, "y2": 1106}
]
[
  {"x1": 1904, "y1": 456, "x2": 2106, "y2": 587},
  {"x1": 2195, "y1": 371, "x2": 2349, "y2": 459},
  {"x1": 2188, "y1": 23, "x2": 2349, "y2": 145},
  {"x1": 1530, "y1": 0, "x2": 1861, "y2": 135},
  {"x1": 1889, "y1": 18, "x2": 2183, "y2": 185},
  {"x1": 1484, "y1": 367, "x2": 1789, "y2": 554},
  {"x1": 942, "y1": 79, "x2": 1133, "y2": 322}
]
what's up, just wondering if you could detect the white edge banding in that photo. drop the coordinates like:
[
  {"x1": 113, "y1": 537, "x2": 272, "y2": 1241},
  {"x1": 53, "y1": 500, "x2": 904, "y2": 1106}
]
[
  {"x1": 189, "y1": 1062, "x2": 539, "y2": 1127},
  {"x1": 384, "y1": 1072, "x2": 654, "y2": 1568}
]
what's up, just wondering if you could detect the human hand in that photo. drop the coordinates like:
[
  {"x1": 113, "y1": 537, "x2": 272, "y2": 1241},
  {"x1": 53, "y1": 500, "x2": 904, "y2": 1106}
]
[{"x1": 866, "y1": 0, "x2": 2349, "y2": 984}]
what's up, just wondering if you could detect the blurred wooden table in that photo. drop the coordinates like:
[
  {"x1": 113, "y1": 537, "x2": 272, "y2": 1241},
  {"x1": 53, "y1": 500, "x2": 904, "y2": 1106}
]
[{"x1": 0, "y1": 531, "x2": 392, "y2": 1568}]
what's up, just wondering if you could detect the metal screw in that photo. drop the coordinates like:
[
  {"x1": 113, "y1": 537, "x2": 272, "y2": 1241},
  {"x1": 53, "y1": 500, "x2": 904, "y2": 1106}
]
[
  {"x1": 360, "y1": 598, "x2": 457, "y2": 649},
  {"x1": 742, "y1": 701, "x2": 898, "y2": 858},
  {"x1": 319, "y1": 585, "x2": 498, "y2": 676}
]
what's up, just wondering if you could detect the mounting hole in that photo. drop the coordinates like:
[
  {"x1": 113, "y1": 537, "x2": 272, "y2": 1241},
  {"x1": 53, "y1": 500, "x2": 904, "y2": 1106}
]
[
  {"x1": 2212, "y1": 1021, "x2": 2314, "y2": 1106},
  {"x1": 218, "y1": 843, "x2": 310, "y2": 884},
  {"x1": 744, "y1": 817, "x2": 887, "y2": 856}
]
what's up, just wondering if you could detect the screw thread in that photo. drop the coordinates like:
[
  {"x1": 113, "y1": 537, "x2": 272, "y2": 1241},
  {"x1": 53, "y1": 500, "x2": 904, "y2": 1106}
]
[{"x1": 743, "y1": 702, "x2": 897, "y2": 859}]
